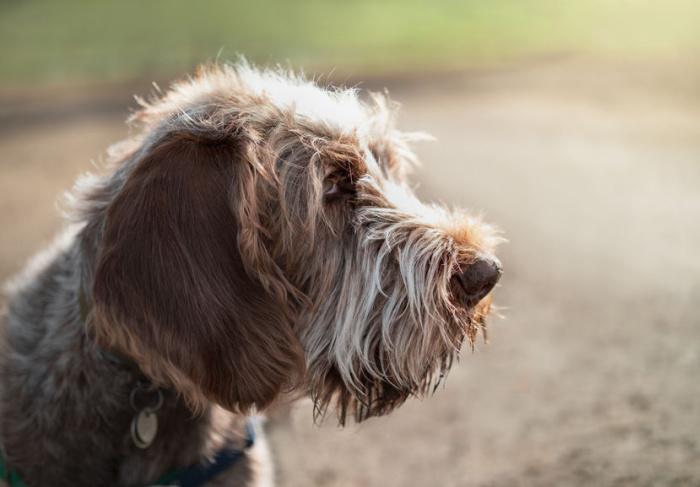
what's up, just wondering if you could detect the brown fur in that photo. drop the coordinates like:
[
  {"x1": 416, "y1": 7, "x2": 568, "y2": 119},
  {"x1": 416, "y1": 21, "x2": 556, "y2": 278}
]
[{"x1": 91, "y1": 132, "x2": 304, "y2": 414}]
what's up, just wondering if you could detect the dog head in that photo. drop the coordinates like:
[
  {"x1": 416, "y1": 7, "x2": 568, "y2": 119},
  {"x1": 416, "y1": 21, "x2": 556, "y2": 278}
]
[{"x1": 84, "y1": 63, "x2": 502, "y2": 423}]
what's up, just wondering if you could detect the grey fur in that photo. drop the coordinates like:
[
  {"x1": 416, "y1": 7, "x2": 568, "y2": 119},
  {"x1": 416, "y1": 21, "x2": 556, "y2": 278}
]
[{"x1": 1, "y1": 226, "x2": 265, "y2": 486}]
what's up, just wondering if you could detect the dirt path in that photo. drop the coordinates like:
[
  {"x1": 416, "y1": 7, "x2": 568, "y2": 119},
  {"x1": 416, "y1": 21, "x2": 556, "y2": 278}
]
[{"x1": 1, "y1": 60, "x2": 699, "y2": 486}]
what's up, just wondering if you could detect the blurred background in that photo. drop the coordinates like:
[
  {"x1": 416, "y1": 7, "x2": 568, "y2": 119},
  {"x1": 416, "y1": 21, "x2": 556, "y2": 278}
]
[{"x1": 2, "y1": 1, "x2": 700, "y2": 485}]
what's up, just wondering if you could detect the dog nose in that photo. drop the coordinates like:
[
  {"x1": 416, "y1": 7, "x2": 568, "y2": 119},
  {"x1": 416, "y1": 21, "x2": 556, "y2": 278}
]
[{"x1": 457, "y1": 255, "x2": 502, "y2": 305}]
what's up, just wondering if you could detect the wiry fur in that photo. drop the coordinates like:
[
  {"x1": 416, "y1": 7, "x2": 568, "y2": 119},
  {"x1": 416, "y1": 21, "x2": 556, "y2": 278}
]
[{"x1": 1, "y1": 62, "x2": 501, "y2": 486}]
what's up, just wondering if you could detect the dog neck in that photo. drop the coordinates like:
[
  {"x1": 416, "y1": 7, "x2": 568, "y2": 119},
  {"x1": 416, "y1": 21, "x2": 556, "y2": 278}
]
[{"x1": 0, "y1": 226, "x2": 248, "y2": 486}]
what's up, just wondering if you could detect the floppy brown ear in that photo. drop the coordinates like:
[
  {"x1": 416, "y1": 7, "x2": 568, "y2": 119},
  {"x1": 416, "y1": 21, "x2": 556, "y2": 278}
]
[{"x1": 91, "y1": 131, "x2": 303, "y2": 413}]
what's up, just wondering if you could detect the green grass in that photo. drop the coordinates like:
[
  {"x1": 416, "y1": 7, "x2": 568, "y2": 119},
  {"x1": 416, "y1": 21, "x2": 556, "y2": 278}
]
[{"x1": 1, "y1": 0, "x2": 699, "y2": 85}]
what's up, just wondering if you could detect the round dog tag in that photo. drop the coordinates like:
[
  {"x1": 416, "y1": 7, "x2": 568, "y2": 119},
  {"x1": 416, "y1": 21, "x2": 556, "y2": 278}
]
[{"x1": 131, "y1": 409, "x2": 158, "y2": 449}]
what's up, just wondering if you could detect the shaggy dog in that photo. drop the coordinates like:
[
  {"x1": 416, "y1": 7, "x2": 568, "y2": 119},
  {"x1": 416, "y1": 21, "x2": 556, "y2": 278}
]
[{"x1": 0, "y1": 63, "x2": 502, "y2": 486}]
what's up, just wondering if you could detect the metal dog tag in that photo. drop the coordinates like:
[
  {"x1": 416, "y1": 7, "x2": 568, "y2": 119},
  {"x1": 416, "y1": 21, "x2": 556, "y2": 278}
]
[{"x1": 131, "y1": 409, "x2": 158, "y2": 449}]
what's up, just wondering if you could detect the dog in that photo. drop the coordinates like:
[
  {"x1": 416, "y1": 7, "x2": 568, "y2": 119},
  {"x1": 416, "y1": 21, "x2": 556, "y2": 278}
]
[{"x1": 0, "y1": 62, "x2": 502, "y2": 486}]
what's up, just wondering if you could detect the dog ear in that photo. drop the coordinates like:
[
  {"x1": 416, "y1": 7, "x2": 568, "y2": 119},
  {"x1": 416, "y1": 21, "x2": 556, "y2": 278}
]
[{"x1": 91, "y1": 131, "x2": 304, "y2": 413}]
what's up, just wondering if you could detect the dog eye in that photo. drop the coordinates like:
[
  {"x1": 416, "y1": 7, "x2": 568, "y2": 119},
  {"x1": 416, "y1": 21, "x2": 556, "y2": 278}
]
[
  {"x1": 325, "y1": 180, "x2": 341, "y2": 197},
  {"x1": 323, "y1": 173, "x2": 354, "y2": 201}
]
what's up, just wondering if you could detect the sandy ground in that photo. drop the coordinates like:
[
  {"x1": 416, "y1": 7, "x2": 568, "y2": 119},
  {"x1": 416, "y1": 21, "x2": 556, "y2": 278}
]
[{"x1": 1, "y1": 60, "x2": 699, "y2": 486}]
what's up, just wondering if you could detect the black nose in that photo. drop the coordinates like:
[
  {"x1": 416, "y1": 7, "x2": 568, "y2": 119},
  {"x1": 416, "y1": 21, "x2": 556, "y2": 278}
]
[{"x1": 457, "y1": 255, "x2": 502, "y2": 305}]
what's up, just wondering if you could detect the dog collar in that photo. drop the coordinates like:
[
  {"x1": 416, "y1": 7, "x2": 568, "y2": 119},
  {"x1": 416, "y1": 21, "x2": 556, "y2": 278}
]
[
  {"x1": 0, "y1": 286, "x2": 257, "y2": 487},
  {"x1": 0, "y1": 420, "x2": 255, "y2": 487},
  {"x1": 0, "y1": 455, "x2": 27, "y2": 487},
  {"x1": 148, "y1": 419, "x2": 256, "y2": 487}
]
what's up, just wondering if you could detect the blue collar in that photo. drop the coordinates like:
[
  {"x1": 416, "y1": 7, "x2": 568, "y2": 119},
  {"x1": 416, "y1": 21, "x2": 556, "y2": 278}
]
[
  {"x1": 1, "y1": 420, "x2": 255, "y2": 487},
  {"x1": 149, "y1": 419, "x2": 256, "y2": 487},
  {"x1": 79, "y1": 290, "x2": 256, "y2": 487}
]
